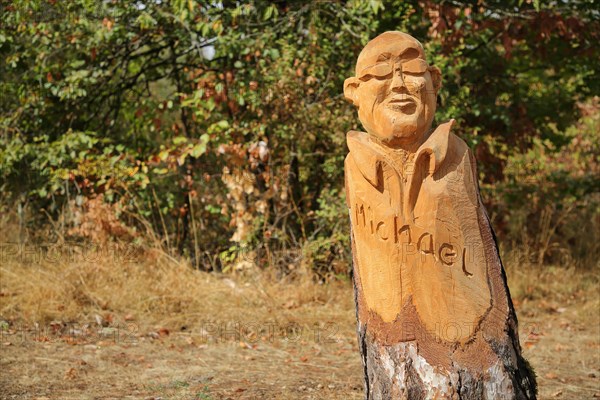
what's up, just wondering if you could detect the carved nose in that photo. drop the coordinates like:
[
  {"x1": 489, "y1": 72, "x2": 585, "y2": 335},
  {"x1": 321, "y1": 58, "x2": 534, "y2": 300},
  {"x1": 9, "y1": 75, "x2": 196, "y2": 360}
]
[{"x1": 390, "y1": 70, "x2": 407, "y2": 91}]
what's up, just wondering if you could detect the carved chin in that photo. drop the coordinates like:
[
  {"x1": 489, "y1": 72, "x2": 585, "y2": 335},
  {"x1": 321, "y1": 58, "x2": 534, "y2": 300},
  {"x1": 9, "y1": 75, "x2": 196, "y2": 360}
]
[
  {"x1": 392, "y1": 120, "x2": 418, "y2": 133},
  {"x1": 360, "y1": 110, "x2": 425, "y2": 143},
  {"x1": 387, "y1": 120, "x2": 419, "y2": 140},
  {"x1": 385, "y1": 110, "x2": 419, "y2": 131},
  {"x1": 386, "y1": 111, "x2": 434, "y2": 143},
  {"x1": 366, "y1": 122, "x2": 419, "y2": 145}
]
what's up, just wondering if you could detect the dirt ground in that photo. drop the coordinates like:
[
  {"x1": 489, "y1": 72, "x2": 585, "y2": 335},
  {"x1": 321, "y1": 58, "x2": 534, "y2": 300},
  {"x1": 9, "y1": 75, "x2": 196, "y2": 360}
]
[{"x1": 1, "y1": 254, "x2": 599, "y2": 399}]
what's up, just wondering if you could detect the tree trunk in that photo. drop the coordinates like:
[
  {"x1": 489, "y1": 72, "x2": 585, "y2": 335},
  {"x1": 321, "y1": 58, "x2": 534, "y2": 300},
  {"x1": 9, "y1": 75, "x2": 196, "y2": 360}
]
[{"x1": 345, "y1": 123, "x2": 537, "y2": 399}]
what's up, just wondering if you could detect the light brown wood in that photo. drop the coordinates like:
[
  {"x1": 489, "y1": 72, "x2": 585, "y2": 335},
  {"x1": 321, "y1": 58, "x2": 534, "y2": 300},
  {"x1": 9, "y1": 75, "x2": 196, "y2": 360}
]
[{"x1": 344, "y1": 31, "x2": 536, "y2": 399}]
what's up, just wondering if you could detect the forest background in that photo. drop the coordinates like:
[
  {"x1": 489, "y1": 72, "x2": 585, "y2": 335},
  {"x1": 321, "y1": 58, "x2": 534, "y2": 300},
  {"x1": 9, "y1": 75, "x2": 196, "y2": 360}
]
[{"x1": 1, "y1": 0, "x2": 599, "y2": 276}]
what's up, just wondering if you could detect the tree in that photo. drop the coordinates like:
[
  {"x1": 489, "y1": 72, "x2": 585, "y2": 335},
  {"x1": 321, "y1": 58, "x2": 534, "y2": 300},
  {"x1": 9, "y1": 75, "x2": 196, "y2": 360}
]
[{"x1": 1, "y1": 0, "x2": 598, "y2": 270}]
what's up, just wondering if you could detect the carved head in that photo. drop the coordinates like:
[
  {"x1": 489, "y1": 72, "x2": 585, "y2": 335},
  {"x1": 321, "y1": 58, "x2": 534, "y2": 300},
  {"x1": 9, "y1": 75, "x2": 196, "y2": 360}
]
[{"x1": 344, "y1": 31, "x2": 441, "y2": 148}]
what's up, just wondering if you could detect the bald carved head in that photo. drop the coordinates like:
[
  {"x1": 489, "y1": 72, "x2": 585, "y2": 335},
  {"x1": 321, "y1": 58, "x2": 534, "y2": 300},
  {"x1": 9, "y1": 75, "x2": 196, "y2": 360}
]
[{"x1": 344, "y1": 31, "x2": 442, "y2": 149}]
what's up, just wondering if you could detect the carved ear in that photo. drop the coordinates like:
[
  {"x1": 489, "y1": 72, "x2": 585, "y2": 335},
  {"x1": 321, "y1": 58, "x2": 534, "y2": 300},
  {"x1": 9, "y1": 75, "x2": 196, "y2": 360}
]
[
  {"x1": 344, "y1": 77, "x2": 361, "y2": 107},
  {"x1": 428, "y1": 65, "x2": 442, "y2": 94}
]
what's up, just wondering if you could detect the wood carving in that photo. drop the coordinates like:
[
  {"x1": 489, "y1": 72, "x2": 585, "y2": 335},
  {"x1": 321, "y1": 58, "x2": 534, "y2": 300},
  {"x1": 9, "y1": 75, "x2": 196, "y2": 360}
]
[{"x1": 344, "y1": 31, "x2": 537, "y2": 399}]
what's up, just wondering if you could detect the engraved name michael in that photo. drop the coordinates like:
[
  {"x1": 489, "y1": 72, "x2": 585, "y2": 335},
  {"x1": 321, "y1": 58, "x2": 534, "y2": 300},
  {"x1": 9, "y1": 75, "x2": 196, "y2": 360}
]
[{"x1": 353, "y1": 201, "x2": 476, "y2": 277}]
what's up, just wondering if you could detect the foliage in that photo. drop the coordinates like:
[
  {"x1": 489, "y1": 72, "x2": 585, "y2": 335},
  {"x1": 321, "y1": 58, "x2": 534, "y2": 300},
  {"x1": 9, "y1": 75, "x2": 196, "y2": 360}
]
[
  {"x1": 1, "y1": 0, "x2": 599, "y2": 272},
  {"x1": 492, "y1": 102, "x2": 600, "y2": 267}
]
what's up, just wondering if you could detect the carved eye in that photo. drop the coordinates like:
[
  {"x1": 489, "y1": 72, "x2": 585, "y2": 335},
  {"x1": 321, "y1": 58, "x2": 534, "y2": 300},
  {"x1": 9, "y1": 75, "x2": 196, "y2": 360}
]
[
  {"x1": 359, "y1": 63, "x2": 393, "y2": 80},
  {"x1": 402, "y1": 59, "x2": 428, "y2": 75}
]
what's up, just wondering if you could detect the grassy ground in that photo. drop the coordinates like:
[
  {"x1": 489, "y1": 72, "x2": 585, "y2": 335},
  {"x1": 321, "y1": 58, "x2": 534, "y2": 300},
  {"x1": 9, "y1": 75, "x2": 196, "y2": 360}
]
[{"x1": 0, "y1": 245, "x2": 598, "y2": 399}]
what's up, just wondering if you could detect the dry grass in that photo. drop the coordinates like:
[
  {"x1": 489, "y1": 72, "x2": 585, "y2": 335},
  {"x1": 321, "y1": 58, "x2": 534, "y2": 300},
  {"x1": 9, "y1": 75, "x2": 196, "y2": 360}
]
[
  {"x1": 0, "y1": 235, "x2": 598, "y2": 399},
  {"x1": 0, "y1": 241, "x2": 362, "y2": 399},
  {"x1": 503, "y1": 260, "x2": 600, "y2": 399},
  {"x1": 0, "y1": 245, "x2": 355, "y2": 333}
]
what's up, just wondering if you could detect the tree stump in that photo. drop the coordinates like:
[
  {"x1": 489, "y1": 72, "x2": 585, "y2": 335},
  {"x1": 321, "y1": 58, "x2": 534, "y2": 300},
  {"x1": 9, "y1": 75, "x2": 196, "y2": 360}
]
[{"x1": 343, "y1": 31, "x2": 536, "y2": 399}]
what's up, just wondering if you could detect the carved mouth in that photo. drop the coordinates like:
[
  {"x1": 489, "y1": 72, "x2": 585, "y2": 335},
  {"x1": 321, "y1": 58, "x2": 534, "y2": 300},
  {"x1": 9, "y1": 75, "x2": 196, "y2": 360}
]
[{"x1": 387, "y1": 96, "x2": 417, "y2": 111}]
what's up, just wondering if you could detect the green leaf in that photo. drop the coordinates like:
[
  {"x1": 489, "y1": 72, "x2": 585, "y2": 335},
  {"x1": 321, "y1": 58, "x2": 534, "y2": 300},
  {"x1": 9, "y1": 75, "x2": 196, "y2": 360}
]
[
  {"x1": 70, "y1": 60, "x2": 85, "y2": 68},
  {"x1": 173, "y1": 136, "x2": 188, "y2": 145},
  {"x1": 190, "y1": 142, "x2": 207, "y2": 158},
  {"x1": 158, "y1": 150, "x2": 169, "y2": 161}
]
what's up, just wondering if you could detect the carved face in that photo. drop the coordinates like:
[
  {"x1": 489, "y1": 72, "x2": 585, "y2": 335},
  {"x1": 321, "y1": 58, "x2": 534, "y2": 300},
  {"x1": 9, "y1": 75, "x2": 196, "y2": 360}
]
[{"x1": 344, "y1": 32, "x2": 441, "y2": 148}]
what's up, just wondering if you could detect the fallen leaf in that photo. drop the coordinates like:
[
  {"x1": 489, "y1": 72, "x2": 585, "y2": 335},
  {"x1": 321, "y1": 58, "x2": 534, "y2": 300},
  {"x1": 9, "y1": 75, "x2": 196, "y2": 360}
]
[
  {"x1": 64, "y1": 367, "x2": 77, "y2": 380},
  {"x1": 103, "y1": 313, "x2": 114, "y2": 324},
  {"x1": 158, "y1": 328, "x2": 170, "y2": 337}
]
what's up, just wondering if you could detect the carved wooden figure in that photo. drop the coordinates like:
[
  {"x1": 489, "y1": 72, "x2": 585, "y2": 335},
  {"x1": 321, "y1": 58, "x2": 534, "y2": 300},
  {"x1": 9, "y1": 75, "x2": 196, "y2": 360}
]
[{"x1": 344, "y1": 31, "x2": 537, "y2": 399}]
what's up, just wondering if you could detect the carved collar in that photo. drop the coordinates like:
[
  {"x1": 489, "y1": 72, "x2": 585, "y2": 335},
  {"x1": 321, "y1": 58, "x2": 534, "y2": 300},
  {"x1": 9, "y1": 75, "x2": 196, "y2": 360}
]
[
  {"x1": 347, "y1": 119, "x2": 455, "y2": 185},
  {"x1": 347, "y1": 119, "x2": 456, "y2": 218}
]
